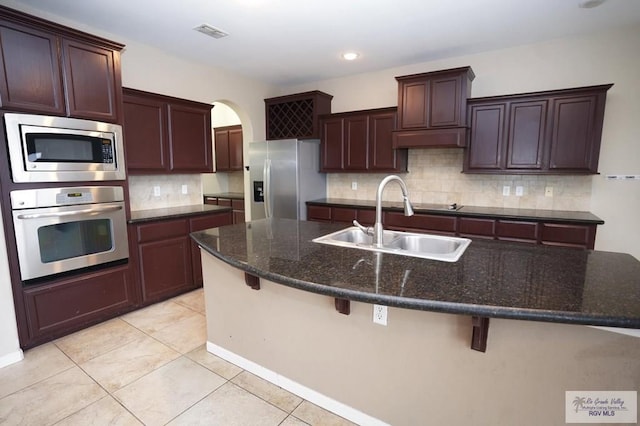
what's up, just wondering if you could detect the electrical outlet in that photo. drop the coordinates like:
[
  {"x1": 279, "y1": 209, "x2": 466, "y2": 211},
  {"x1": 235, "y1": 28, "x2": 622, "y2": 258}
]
[
  {"x1": 181, "y1": 184, "x2": 188, "y2": 194},
  {"x1": 351, "y1": 181, "x2": 358, "y2": 190},
  {"x1": 153, "y1": 186, "x2": 161, "y2": 197},
  {"x1": 373, "y1": 304, "x2": 388, "y2": 326},
  {"x1": 545, "y1": 186, "x2": 553, "y2": 197},
  {"x1": 515, "y1": 186, "x2": 524, "y2": 196},
  {"x1": 502, "y1": 186, "x2": 510, "y2": 196}
]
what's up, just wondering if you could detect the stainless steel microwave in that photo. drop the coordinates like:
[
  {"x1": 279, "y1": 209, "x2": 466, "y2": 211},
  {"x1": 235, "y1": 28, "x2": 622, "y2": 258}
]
[{"x1": 4, "y1": 113, "x2": 126, "y2": 183}]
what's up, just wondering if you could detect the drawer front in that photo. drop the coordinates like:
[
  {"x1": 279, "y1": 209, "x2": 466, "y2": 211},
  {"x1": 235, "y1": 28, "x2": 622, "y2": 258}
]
[
  {"x1": 307, "y1": 205, "x2": 332, "y2": 221},
  {"x1": 217, "y1": 198, "x2": 232, "y2": 207},
  {"x1": 136, "y1": 218, "x2": 189, "y2": 243},
  {"x1": 496, "y1": 220, "x2": 538, "y2": 241},
  {"x1": 357, "y1": 209, "x2": 376, "y2": 226},
  {"x1": 231, "y1": 199, "x2": 245, "y2": 210},
  {"x1": 541, "y1": 223, "x2": 595, "y2": 248},
  {"x1": 332, "y1": 207, "x2": 358, "y2": 224},
  {"x1": 458, "y1": 217, "x2": 495, "y2": 237},
  {"x1": 190, "y1": 212, "x2": 233, "y2": 232},
  {"x1": 23, "y1": 264, "x2": 133, "y2": 339},
  {"x1": 203, "y1": 196, "x2": 218, "y2": 205},
  {"x1": 384, "y1": 211, "x2": 457, "y2": 233}
]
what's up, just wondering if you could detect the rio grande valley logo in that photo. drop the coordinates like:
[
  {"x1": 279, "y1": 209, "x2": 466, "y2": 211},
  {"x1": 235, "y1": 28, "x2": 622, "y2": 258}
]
[{"x1": 566, "y1": 391, "x2": 637, "y2": 423}]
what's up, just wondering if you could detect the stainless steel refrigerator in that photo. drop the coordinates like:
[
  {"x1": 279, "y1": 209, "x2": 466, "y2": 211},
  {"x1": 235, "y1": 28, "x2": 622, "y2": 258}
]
[{"x1": 249, "y1": 139, "x2": 326, "y2": 221}]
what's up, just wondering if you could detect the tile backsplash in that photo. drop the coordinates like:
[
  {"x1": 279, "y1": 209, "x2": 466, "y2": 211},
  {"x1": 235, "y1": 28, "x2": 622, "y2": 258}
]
[
  {"x1": 128, "y1": 174, "x2": 203, "y2": 211},
  {"x1": 328, "y1": 149, "x2": 592, "y2": 211}
]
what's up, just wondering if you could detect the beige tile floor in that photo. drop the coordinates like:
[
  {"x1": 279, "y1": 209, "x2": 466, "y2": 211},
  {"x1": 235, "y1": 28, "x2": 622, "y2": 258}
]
[{"x1": 0, "y1": 288, "x2": 357, "y2": 426}]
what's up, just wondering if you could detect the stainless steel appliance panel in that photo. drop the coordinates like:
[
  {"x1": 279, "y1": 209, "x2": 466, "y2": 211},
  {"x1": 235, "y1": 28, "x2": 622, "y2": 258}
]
[
  {"x1": 10, "y1": 186, "x2": 129, "y2": 281},
  {"x1": 249, "y1": 139, "x2": 326, "y2": 221},
  {"x1": 4, "y1": 113, "x2": 126, "y2": 183}
]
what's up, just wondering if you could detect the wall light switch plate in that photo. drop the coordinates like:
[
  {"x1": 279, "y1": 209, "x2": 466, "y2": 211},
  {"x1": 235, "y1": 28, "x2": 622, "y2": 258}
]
[
  {"x1": 181, "y1": 184, "x2": 188, "y2": 194},
  {"x1": 515, "y1": 186, "x2": 524, "y2": 196},
  {"x1": 153, "y1": 186, "x2": 161, "y2": 197},
  {"x1": 351, "y1": 181, "x2": 358, "y2": 190},
  {"x1": 502, "y1": 186, "x2": 510, "y2": 196}
]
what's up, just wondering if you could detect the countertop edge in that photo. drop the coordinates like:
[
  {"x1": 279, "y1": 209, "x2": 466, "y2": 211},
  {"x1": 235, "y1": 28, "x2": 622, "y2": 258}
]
[
  {"x1": 191, "y1": 232, "x2": 639, "y2": 330},
  {"x1": 307, "y1": 199, "x2": 605, "y2": 225},
  {"x1": 129, "y1": 204, "x2": 233, "y2": 223}
]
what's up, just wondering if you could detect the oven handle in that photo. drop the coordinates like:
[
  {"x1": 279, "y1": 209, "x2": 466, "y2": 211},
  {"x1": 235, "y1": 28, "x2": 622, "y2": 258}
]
[{"x1": 16, "y1": 205, "x2": 123, "y2": 219}]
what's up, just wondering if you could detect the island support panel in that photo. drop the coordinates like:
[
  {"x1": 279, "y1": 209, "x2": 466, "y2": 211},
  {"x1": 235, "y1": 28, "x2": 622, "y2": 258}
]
[{"x1": 201, "y1": 252, "x2": 640, "y2": 426}]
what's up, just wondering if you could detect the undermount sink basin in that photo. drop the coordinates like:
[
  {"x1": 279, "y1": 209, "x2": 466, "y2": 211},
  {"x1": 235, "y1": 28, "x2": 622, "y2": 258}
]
[{"x1": 313, "y1": 227, "x2": 471, "y2": 262}]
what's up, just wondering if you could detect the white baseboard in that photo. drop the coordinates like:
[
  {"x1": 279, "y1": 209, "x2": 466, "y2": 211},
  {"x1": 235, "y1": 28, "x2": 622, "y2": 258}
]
[
  {"x1": 589, "y1": 326, "x2": 640, "y2": 338},
  {"x1": 0, "y1": 349, "x2": 23, "y2": 369},
  {"x1": 206, "y1": 341, "x2": 388, "y2": 426}
]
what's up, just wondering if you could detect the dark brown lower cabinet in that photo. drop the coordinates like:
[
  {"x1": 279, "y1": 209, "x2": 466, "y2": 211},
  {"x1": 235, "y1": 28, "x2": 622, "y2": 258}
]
[
  {"x1": 384, "y1": 211, "x2": 457, "y2": 236},
  {"x1": 203, "y1": 197, "x2": 245, "y2": 224},
  {"x1": 306, "y1": 203, "x2": 599, "y2": 249},
  {"x1": 22, "y1": 263, "x2": 134, "y2": 344},
  {"x1": 131, "y1": 211, "x2": 233, "y2": 304}
]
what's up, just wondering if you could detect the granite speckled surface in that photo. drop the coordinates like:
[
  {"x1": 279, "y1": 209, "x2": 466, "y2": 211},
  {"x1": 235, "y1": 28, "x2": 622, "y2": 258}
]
[
  {"x1": 191, "y1": 218, "x2": 640, "y2": 328},
  {"x1": 307, "y1": 198, "x2": 604, "y2": 224},
  {"x1": 129, "y1": 204, "x2": 232, "y2": 223}
]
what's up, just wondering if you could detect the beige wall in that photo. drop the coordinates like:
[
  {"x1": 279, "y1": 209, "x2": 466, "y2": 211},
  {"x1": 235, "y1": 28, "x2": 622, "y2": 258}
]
[
  {"x1": 203, "y1": 254, "x2": 640, "y2": 426},
  {"x1": 284, "y1": 25, "x2": 640, "y2": 260}
]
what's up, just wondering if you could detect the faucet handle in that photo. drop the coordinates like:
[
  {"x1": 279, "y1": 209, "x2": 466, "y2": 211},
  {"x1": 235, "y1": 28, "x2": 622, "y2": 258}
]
[{"x1": 353, "y1": 220, "x2": 373, "y2": 236}]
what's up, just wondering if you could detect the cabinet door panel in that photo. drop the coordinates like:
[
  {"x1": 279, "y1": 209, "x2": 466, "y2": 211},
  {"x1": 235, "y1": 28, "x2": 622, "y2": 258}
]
[
  {"x1": 321, "y1": 117, "x2": 344, "y2": 170},
  {"x1": 549, "y1": 96, "x2": 597, "y2": 171},
  {"x1": 123, "y1": 94, "x2": 167, "y2": 171},
  {"x1": 168, "y1": 103, "x2": 212, "y2": 172},
  {"x1": 369, "y1": 111, "x2": 404, "y2": 171},
  {"x1": 400, "y1": 81, "x2": 428, "y2": 128},
  {"x1": 139, "y1": 236, "x2": 192, "y2": 302},
  {"x1": 62, "y1": 39, "x2": 118, "y2": 121},
  {"x1": 345, "y1": 116, "x2": 368, "y2": 169},
  {"x1": 214, "y1": 128, "x2": 230, "y2": 171},
  {"x1": 507, "y1": 100, "x2": 546, "y2": 169},
  {"x1": 228, "y1": 127, "x2": 244, "y2": 170},
  {"x1": 430, "y1": 76, "x2": 460, "y2": 127},
  {"x1": 0, "y1": 21, "x2": 65, "y2": 114},
  {"x1": 467, "y1": 104, "x2": 505, "y2": 170}
]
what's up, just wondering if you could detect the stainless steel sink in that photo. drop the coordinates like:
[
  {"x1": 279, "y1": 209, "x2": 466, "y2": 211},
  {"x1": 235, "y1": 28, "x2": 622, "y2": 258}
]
[{"x1": 313, "y1": 226, "x2": 471, "y2": 262}]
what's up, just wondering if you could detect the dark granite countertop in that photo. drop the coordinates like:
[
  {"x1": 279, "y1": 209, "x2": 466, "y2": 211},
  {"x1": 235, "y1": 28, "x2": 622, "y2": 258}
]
[
  {"x1": 129, "y1": 204, "x2": 232, "y2": 223},
  {"x1": 307, "y1": 198, "x2": 604, "y2": 224},
  {"x1": 191, "y1": 218, "x2": 640, "y2": 328},
  {"x1": 203, "y1": 192, "x2": 245, "y2": 200}
]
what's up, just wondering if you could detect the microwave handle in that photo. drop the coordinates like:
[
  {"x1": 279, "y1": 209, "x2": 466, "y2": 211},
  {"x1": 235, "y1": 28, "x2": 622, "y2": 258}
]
[{"x1": 16, "y1": 205, "x2": 123, "y2": 220}]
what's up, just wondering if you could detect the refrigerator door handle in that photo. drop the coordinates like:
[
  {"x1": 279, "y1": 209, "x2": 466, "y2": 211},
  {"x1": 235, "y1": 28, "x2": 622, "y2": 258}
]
[{"x1": 263, "y1": 158, "x2": 272, "y2": 218}]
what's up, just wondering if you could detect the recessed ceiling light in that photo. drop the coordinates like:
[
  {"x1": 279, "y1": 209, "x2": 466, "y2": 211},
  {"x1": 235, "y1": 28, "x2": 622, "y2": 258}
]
[
  {"x1": 194, "y1": 24, "x2": 229, "y2": 39},
  {"x1": 578, "y1": 0, "x2": 606, "y2": 8},
  {"x1": 342, "y1": 52, "x2": 360, "y2": 61}
]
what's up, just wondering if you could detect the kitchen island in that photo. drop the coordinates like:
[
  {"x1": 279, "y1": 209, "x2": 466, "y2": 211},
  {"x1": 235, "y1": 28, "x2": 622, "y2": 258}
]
[{"x1": 191, "y1": 219, "x2": 640, "y2": 425}]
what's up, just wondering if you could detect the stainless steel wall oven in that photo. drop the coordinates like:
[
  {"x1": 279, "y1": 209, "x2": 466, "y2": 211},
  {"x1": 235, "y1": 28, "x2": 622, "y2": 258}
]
[{"x1": 10, "y1": 186, "x2": 129, "y2": 282}]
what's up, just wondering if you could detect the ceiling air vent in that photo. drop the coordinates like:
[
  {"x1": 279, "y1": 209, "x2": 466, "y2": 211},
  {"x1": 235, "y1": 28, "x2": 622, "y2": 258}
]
[{"x1": 194, "y1": 24, "x2": 229, "y2": 39}]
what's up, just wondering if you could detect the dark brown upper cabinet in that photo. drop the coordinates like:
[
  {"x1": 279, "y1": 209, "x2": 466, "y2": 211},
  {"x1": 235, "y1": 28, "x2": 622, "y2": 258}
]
[
  {"x1": 393, "y1": 66, "x2": 475, "y2": 149},
  {"x1": 214, "y1": 124, "x2": 243, "y2": 172},
  {"x1": 0, "y1": 6, "x2": 123, "y2": 122},
  {"x1": 265, "y1": 91, "x2": 332, "y2": 140},
  {"x1": 464, "y1": 84, "x2": 612, "y2": 174},
  {"x1": 123, "y1": 88, "x2": 213, "y2": 174},
  {"x1": 320, "y1": 107, "x2": 407, "y2": 173}
]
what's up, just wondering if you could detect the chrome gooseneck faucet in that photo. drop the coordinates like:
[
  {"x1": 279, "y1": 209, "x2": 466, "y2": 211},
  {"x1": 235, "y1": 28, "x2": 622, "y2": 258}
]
[{"x1": 373, "y1": 175, "x2": 414, "y2": 247}]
